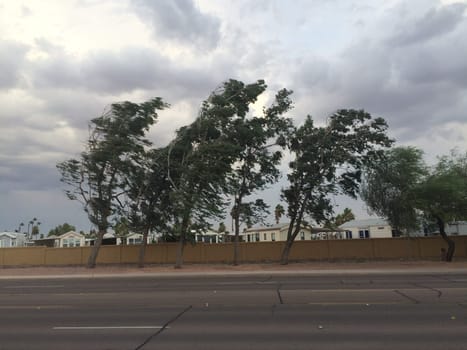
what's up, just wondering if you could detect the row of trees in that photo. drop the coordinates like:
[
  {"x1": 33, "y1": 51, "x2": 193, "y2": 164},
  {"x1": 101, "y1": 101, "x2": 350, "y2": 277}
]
[{"x1": 57, "y1": 78, "x2": 464, "y2": 268}]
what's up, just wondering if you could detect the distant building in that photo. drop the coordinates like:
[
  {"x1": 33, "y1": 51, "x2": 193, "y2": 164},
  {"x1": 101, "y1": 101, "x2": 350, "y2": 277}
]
[
  {"x1": 244, "y1": 223, "x2": 335, "y2": 242},
  {"x1": 195, "y1": 230, "x2": 225, "y2": 243},
  {"x1": 339, "y1": 218, "x2": 395, "y2": 239},
  {"x1": 0, "y1": 232, "x2": 27, "y2": 247},
  {"x1": 446, "y1": 221, "x2": 467, "y2": 236},
  {"x1": 34, "y1": 231, "x2": 85, "y2": 247}
]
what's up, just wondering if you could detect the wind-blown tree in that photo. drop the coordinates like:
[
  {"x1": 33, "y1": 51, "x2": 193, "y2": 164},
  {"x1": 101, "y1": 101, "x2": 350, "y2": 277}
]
[
  {"x1": 225, "y1": 82, "x2": 293, "y2": 265},
  {"x1": 281, "y1": 110, "x2": 393, "y2": 264},
  {"x1": 361, "y1": 147, "x2": 427, "y2": 236},
  {"x1": 414, "y1": 150, "x2": 467, "y2": 261},
  {"x1": 166, "y1": 82, "x2": 251, "y2": 268},
  {"x1": 57, "y1": 98, "x2": 168, "y2": 268},
  {"x1": 122, "y1": 147, "x2": 173, "y2": 267}
]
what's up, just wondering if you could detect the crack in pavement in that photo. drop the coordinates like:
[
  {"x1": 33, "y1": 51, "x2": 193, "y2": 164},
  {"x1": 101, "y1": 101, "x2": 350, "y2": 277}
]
[
  {"x1": 134, "y1": 305, "x2": 192, "y2": 350},
  {"x1": 394, "y1": 290, "x2": 420, "y2": 304},
  {"x1": 276, "y1": 284, "x2": 284, "y2": 305},
  {"x1": 412, "y1": 283, "x2": 443, "y2": 298}
]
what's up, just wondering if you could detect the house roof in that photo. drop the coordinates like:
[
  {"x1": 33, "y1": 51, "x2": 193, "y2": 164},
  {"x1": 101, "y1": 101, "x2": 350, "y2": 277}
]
[
  {"x1": 244, "y1": 223, "x2": 334, "y2": 233},
  {"x1": 0, "y1": 231, "x2": 23, "y2": 239},
  {"x1": 244, "y1": 223, "x2": 289, "y2": 233},
  {"x1": 58, "y1": 231, "x2": 84, "y2": 239},
  {"x1": 339, "y1": 218, "x2": 389, "y2": 229}
]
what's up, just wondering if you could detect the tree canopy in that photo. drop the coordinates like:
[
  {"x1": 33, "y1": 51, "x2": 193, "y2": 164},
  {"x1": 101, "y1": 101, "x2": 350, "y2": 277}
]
[
  {"x1": 281, "y1": 110, "x2": 393, "y2": 264},
  {"x1": 361, "y1": 146, "x2": 427, "y2": 235},
  {"x1": 57, "y1": 98, "x2": 167, "y2": 268},
  {"x1": 361, "y1": 148, "x2": 467, "y2": 261},
  {"x1": 48, "y1": 223, "x2": 76, "y2": 236}
]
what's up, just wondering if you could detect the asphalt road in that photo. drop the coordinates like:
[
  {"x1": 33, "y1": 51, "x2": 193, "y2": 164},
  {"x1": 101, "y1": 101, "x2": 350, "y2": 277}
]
[{"x1": 0, "y1": 272, "x2": 466, "y2": 349}]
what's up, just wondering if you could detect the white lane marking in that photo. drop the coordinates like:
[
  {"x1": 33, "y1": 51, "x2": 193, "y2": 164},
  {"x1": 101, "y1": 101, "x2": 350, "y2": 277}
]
[
  {"x1": 4, "y1": 285, "x2": 65, "y2": 289},
  {"x1": 53, "y1": 326, "x2": 168, "y2": 330}
]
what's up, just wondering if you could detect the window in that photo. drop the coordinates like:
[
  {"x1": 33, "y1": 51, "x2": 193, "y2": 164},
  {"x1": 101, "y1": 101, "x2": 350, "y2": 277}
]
[
  {"x1": 359, "y1": 230, "x2": 370, "y2": 239},
  {"x1": 255, "y1": 233, "x2": 260, "y2": 242},
  {"x1": 391, "y1": 230, "x2": 401, "y2": 238},
  {"x1": 247, "y1": 234, "x2": 251, "y2": 242},
  {"x1": 271, "y1": 232, "x2": 276, "y2": 241},
  {"x1": 345, "y1": 231, "x2": 353, "y2": 239},
  {"x1": 300, "y1": 231, "x2": 305, "y2": 240},
  {"x1": 264, "y1": 233, "x2": 267, "y2": 241},
  {"x1": 63, "y1": 238, "x2": 81, "y2": 247},
  {"x1": 129, "y1": 237, "x2": 143, "y2": 245}
]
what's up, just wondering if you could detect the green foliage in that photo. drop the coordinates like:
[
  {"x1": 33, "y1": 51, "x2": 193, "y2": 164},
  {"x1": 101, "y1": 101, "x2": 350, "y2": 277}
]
[
  {"x1": 274, "y1": 204, "x2": 285, "y2": 224},
  {"x1": 57, "y1": 98, "x2": 167, "y2": 267},
  {"x1": 48, "y1": 223, "x2": 76, "y2": 236},
  {"x1": 114, "y1": 217, "x2": 130, "y2": 237},
  {"x1": 218, "y1": 222, "x2": 227, "y2": 233},
  {"x1": 221, "y1": 81, "x2": 293, "y2": 264},
  {"x1": 325, "y1": 208, "x2": 355, "y2": 229},
  {"x1": 361, "y1": 146, "x2": 427, "y2": 234},
  {"x1": 415, "y1": 150, "x2": 467, "y2": 226},
  {"x1": 281, "y1": 109, "x2": 393, "y2": 264},
  {"x1": 362, "y1": 148, "x2": 467, "y2": 261}
]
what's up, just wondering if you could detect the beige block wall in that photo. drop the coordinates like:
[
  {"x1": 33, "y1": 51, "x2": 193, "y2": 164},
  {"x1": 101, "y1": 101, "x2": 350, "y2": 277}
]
[
  {"x1": 1, "y1": 237, "x2": 467, "y2": 267},
  {"x1": 45, "y1": 247, "x2": 84, "y2": 265}
]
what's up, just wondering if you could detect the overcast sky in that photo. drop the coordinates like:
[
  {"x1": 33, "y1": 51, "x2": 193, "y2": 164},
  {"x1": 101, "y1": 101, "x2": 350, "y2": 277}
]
[{"x1": 1, "y1": 0, "x2": 466, "y2": 234}]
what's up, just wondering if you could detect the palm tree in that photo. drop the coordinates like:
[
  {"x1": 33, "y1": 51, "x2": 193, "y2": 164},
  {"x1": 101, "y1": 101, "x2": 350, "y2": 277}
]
[
  {"x1": 27, "y1": 218, "x2": 38, "y2": 240},
  {"x1": 274, "y1": 204, "x2": 285, "y2": 225}
]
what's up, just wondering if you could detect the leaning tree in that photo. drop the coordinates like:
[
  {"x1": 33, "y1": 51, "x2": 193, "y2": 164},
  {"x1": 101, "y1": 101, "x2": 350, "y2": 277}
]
[
  {"x1": 281, "y1": 110, "x2": 393, "y2": 264},
  {"x1": 57, "y1": 98, "x2": 168, "y2": 268}
]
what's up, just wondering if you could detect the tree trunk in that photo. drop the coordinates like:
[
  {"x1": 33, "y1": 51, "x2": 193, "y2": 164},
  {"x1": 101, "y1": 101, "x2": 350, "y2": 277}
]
[
  {"x1": 436, "y1": 216, "x2": 455, "y2": 262},
  {"x1": 280, "y1": 240, "x2": 293, "y2": 265},
  {"x1": 138, "y1": 226, "x2": 150, "y2": 268},
  {"x1": 233, "y1": 211, "x2": 241, "y2": 266},
  {"x1": 175, "y1": 233, "x2": 185, "y2": 269},
  {"x1": 280, "y1": 194, "x2": 308, "y2": 265},
  {"x1": 87, "y1": 229, "x2": 105, "y2": 268}
]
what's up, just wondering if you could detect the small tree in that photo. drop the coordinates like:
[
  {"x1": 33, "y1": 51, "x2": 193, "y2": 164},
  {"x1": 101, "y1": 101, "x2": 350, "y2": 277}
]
[
  {"x1": 415, "y1": 151, "x2": 467, "y2": 261},
  {"x1": 274, "y1": 204, "x2": 285, "y2": 224},
  {"x1": 324, "y1": 208, "x2": 355, "y2": 230},
  {"x1": 218, "y1": 222, "x2": 227, "y2": 233}
]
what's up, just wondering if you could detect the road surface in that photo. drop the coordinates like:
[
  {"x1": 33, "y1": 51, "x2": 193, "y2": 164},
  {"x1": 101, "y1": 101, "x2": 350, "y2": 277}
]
[{"x1": 0, "y1": 272, "x2": 466, "y2": 349}]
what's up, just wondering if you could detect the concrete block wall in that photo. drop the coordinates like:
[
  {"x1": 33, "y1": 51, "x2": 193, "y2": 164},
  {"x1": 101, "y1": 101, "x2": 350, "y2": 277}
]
[{"x1": 0, "y1": 236, "x2": 466, "y2": 267}]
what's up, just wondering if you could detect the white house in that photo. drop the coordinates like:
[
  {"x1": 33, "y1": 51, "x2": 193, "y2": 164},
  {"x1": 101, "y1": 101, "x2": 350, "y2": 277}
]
[
  {"x1": 446, "y1": 221, "x2": 467, "y2": 236},
  {"x1": 56, "y1": 231, "x2": 86, "y2": 247},
  {"x1": 195, "y1": 230, "x2": 225, "y2": 243},
  {"x1": 117, "y1": 232, "x2": 158, "y2": 245},
  {"x1": 0, "y1": 232, "x2": 27, "y2": 247},
  {"x1": 243, "y1": 223, "x2": 334, "y2": 242},
  {"x1": 339, "y1": 218, "x2": 395, "y2": 239}
]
